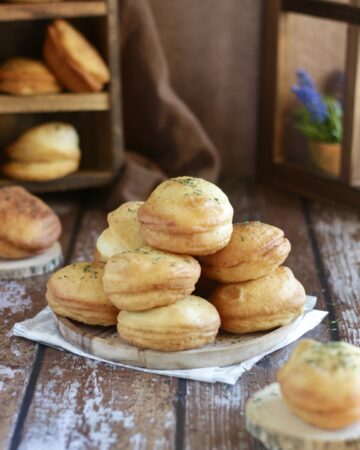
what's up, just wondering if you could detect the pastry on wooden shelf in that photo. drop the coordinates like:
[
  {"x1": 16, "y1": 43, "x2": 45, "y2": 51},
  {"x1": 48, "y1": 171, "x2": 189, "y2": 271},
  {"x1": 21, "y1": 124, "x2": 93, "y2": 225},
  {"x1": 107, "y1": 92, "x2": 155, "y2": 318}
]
[
  {"x1": 44, "y1": 19, "x2": 110, "y2": 93},
  {"x1": 200, "y1": 221, "x2": 291, "y2": 282},
  {"x1": 210, "y1": 266, "x2": 306, "y2": 333},
  {"x1": 117, "y1": 295, "x2": 220, "y2": 351},
  {"x1": 278, "y1": 339, "x2": 360, "y2": 430},
  {"x1": 103, "y1": 246, "x2": 201, "y2": 311},
  {"x1": 0, "y1": 57, "x2": 61, "y2": 95},
  {"x1": 2, "y1": 122, "x2": 81, "y2": 181},
  {"x1": 96, "y1": 201, "x2": 146, "y2": 261},
  {"x1": 138, "y1": 176, "x2": 234, "y2": 255},
  {"x1": 0, "y1": 185, "x2": 61, "y2": 259}
]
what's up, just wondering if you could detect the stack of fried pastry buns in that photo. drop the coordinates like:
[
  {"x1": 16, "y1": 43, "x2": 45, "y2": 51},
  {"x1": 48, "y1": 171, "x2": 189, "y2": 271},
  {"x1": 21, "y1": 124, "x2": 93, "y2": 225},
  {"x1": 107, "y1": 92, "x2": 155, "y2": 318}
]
[
  {"x1": 3, "y1": 122, "x2": 81, "y2": 182},
  {"x1": 278, "y1": 339, "x2": 360, "y2": 429},
  {"x1": 0, "y1": 186, "x2": 61, "y2": 259},
  {"x1": 202, "y1": 221, "x2": 306, "y2": 333},
  {"x1": 46, "y1": 176, "x2": 306, "y2": 352}
]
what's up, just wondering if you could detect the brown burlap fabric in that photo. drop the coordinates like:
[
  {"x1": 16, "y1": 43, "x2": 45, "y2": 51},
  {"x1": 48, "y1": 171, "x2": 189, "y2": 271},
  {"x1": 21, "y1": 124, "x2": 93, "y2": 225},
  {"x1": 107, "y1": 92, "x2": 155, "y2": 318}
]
[{"x1": 107, "y1": 0, "x2": 220, "y2": 209}]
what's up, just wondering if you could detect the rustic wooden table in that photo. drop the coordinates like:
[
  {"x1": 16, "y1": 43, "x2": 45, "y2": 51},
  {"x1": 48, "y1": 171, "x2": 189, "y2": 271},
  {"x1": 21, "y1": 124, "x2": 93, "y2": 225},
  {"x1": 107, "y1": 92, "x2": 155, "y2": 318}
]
[{"x1": 1, "y1": 179, "x2": 359, "y2": 450}]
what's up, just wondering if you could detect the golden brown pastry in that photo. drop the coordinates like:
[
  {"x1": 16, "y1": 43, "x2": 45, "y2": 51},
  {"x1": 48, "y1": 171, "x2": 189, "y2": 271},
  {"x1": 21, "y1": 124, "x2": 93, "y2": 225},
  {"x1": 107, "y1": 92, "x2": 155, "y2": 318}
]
[
  {"x1": 0, "y1": 58, "x2": 61, "y2": 95},
  {"x1": 44, "y1": 20, "x2": 110, "y2": 93},
  {"x1": 103, "y1": 246, "x2": 201, "y2": 311},
  {"x1": 0, "y1": 186, "x2": 61, "y2": 259},
  {"x1": 96, "y1": 201, "x2": 146, "y2": 261},
  {"x1": 6, "y1": 123, "x2": 81, "y2": 163},
  {"x1": 2, "y1": 159, "x2": 79, "y2": 182},
  {"x1": 46, "y1": 261, "x2": 118, "y2": 326},
  {"x1": 117, "y1": 295, "x2": 221, "y2": 351},
  {"x1": 278, "y1": 339, "x2": 360, "y2": 430},
  {"x1": 210, "y1": 266, "x2": 306, "y2": 333},
  {"x1": 200, "y1": 221, "x2": 291, "y2": 282},
  {"x1": 138, "y1": 176, "x2": 234, "y2": 255}
]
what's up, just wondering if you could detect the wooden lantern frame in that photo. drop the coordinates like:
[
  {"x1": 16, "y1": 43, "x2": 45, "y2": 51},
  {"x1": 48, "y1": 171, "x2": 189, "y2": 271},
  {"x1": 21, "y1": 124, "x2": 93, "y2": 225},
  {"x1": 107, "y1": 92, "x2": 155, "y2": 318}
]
[{"x1": 258, "y1": 0, "x2": 360, "y2": 207}]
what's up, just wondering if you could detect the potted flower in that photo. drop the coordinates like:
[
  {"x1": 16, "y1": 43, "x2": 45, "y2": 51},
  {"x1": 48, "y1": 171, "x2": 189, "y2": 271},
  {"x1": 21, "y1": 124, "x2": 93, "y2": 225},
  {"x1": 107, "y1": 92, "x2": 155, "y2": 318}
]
[{"x1": 291, "y1": 69, "x2": 343, "y2": 177}]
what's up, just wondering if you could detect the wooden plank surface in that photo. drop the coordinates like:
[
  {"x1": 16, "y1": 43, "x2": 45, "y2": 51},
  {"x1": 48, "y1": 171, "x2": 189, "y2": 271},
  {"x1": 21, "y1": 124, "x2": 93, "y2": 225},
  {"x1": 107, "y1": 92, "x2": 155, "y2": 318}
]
[
  {"x1": 17, "y1": 201, "x2": 178, "y2": 450},
  {"x1": 0, "y1": 1, "x2": 106, "y2": 21},
  {"x1": 183, "y1": 181, "x2": 331, "y2": 450},
  {"x1": 0, "y1": 93, "x2": 109, "y2": 114},
  {"x1": 0, "y1": 197, "x2": 80, "y2": 449},
  {"x1": 310, "y1": 201, "x2": 360, "y2": 343}
]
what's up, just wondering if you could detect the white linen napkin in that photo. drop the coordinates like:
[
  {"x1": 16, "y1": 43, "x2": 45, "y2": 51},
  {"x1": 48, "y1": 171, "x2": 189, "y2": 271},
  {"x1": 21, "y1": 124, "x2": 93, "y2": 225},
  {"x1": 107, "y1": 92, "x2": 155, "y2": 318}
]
[{"x1": 12, "y1": 296, "x2": 327, "y2": 385}]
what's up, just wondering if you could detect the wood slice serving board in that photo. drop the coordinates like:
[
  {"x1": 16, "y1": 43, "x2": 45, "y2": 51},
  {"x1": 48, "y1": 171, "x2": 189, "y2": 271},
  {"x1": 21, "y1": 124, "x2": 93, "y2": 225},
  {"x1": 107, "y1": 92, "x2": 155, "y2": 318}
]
[
  {"x1": 0, "y1": 241, "x2": 62, "y2": 279},
  {"x1": 55, "y1": 314, "x2": 303, "y2": 370},
  {"x1": 245, "y1": 383, "x2": 360, "y2": 450}
]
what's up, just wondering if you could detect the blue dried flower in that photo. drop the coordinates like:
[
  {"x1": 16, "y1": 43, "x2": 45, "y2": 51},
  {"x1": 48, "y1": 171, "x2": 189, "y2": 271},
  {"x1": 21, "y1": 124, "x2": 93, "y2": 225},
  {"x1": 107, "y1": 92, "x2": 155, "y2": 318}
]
[
  {"x1": 297, "y1": 69, "x2": 315, "y2": 89},
  {"x1": 291, "y1": 85, "x2": 327, "y2": 123},
  {"x1": 291, "y1": 69, "x2": 343, "y2": 143}
]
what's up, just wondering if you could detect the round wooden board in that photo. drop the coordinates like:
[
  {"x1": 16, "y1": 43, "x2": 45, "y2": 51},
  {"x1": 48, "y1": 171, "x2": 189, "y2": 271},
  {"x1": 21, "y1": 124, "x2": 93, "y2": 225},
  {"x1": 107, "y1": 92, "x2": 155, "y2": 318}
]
[
  {"x1": 245, "y1": 383, "x2": 360, "y2": 450},
  {"x1": 0, "y1": 241, "x2": 63, "y2": 280},
  {"x1": 55, "y1": 314, "x2": 303, "y2": 370}
]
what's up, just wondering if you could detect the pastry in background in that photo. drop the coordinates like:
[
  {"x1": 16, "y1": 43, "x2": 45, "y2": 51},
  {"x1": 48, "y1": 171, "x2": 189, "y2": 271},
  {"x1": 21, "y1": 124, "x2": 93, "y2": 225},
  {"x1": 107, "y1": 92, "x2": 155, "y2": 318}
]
[
  {"x1": 46, "y1": 262, "x2": 118, "y2": 326},
  {"x1": 2, "y1": 122, "x2": 81, "y2": 182},
  {"x1": 0, "y1": 186, "x2": 61, "y2": 259},
  {"x1": 0, "y1": 58, "x2": 61, "y2": 95},
  {"x1": 44, "y1": 19, "x2": 110, "y2": 93},
  {"x1": 117, "y1": 295, "x2": 221, "y2": 351},
  {"x1": 138, "y1": 176, "x2": 234, "y2": 255},
  {"x1": 200, "y1": 221, "x2": 291, "y2": 283},
  {"x1": 96, "y1": 201, "x2": 146, "y2": 261},
  {"x1": 278, "y1": 339, "x2": 360, "y2": 430},
  {"x1": 211, "y1": 266, "x2": 306, "y2": 333},
  {"x1": 103, "y1": 246, "x2": 201, "y2": 311},
  {"x1": 6, "y1": 122, "x2": 81, "y2": 163}
]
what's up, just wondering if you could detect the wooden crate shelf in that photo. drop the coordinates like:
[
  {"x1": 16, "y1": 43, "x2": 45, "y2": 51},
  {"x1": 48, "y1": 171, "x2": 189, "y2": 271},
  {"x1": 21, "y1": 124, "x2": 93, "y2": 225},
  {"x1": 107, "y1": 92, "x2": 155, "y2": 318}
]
[
  {"x1": 0, "y1": 170, "x2": 114, "y2": 192},
  {"x1": 0, "y1": 93, "x2": 110, "y2": 114},
  {"x1": 0, "y1": 1, "x2": 107, "y2": 22}
]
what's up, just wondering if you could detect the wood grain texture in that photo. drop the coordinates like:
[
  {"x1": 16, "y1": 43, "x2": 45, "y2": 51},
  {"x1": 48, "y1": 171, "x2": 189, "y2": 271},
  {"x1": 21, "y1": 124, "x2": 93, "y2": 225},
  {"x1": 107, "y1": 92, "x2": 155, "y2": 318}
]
[
  {"x1": 0, "y1": 1, "x2": 106, "y2": 22},
  {"x1": 18, "y1": 201, "x2": 178, "y2": 449},
  {"x1": 0, "y1": 93, "x2": 110, "y2": 114},
  {"x1": 310, "y1": 201, "x2": 360, "y2": 344},
  {"x1": 55, "y1": 313, "x2": 303, "y2": 370},
  {"x1": 183, "y1": 181, "x2": 331, "y2": 450},
  {"x1": 0, "y1": 197, "x2": 79, "y2": 449}
]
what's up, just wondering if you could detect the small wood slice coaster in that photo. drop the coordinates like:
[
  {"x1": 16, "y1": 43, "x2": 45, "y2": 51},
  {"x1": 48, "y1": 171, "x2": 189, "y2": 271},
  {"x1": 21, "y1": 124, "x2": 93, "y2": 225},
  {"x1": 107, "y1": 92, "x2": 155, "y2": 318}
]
[
  {"x1": 245, "y1": 383, "x2": 360, "y2": 450},
  {"x1": 0, "y1": 241, "x2": 63, "y2": 280},
  {"x1": 55, "y1": 314, "x2": 303, "y2": 370}
]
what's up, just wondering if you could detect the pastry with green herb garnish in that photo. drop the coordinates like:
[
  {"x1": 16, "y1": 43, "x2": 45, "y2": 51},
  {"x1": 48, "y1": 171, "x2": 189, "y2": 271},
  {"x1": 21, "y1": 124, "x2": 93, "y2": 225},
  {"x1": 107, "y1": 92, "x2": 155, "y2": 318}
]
[
  {"x1": 117, "y1": 295, "x2": 220, "y2": 351},
  {"x1": 278, "y1": 339, "x2": 360, "y2": 430},
  {"x1": 210, "y1": 266, "x2": 306, "y2": 333},
  {"x1": 96, "y1": 201, "x2": 146, "y2": 261},
  {"x1": 138, "y1": 176, "x2": 234, "y2": 255},
  {"x1": 46, "y1": 261, "x2": 118, "y2": 326},
  {"x1": 200, "y1": 221, "x2": 291, "y2": 282},
  {"x1": 103, "y1": 246, "x2": 201, "y2": 311}
]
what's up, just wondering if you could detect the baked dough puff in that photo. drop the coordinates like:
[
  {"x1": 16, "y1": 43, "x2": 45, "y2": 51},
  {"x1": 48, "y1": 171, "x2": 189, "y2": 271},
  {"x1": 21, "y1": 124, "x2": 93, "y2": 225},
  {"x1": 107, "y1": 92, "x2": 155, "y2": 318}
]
[
  {"x1": 138, "y1": 177, "x2": 234, "y2": 255},
  {"x1": 200, "y1": 221, "x2": 291, "y2": 283},
  {"x1": 117, "y1": 295, "x2": 220, "y2": 351},
  {"x1": 0, "y1": 186, "x2": 61, "y2": 259},
  {"x1": 46, "y1": 262, "x2": 118, "y2": 326},
  {"x1": 103, "y1": 246, "x2": 201, "y2": 311},
  {"x1": 96, "y1": 201, "x2": 147, "y2": 261},
  {"x1": 278, "y1": 339, "x2": 360, "y2": 430},
  {"x1": 211, "y1": 267, "x2": 306, "y2": 333}
]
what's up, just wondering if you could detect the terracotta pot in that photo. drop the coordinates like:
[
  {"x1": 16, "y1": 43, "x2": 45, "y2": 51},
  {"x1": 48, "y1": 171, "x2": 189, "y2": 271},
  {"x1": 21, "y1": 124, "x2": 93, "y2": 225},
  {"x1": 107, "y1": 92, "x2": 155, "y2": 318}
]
[{"x1": 309, "y1": 141, "x2": 341, "y2": 177}]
